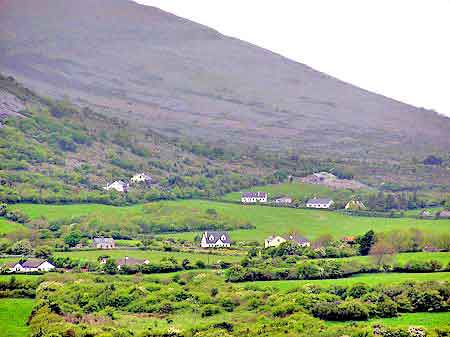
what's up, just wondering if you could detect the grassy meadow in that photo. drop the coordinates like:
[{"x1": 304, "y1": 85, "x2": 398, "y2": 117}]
[
  {"x1": 242, "y1": 272, "x2": 450, "y2": 290},
  {"x1": 0, "y1": 298, "x2": 34, "y2": 337},
  {"x1": 0, "y1": 217, "x2": 26, "y2": 235},
  {"x1": 54, "y1": 249, "x2": 244, "y2": 264},
  {"x1": 11, "y1": 200, "x2": 450, "y2": 242}
]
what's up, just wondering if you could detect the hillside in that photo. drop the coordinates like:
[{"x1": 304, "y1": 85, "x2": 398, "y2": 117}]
[{"x1": 1, "y1": 0, "x2": 450, "y2": 163}]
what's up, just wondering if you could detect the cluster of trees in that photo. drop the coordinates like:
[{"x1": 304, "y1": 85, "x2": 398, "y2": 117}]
[{"x1": 0, "y1": 276, "x2": 39, "y2": 298}]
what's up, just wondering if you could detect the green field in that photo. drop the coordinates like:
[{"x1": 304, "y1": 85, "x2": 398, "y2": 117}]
[
  {"x1": 0, "y1": 298, "x2": 34, "y2": 337},
  {"x1": 242, "y1": 272, "x2": 450, "y2": 290},
  {"x1": 334, "y1": 251, "x2": 450, "y2": 266},
  {"x1": 55, "y1": 249, "x2": 243, "y2": 264},
  {"x1": 0, "y1": 217, "x2": 26, "y2": 235},
  {"x1": 12, "y1": 200, "x2": 450, "y2": 242}
]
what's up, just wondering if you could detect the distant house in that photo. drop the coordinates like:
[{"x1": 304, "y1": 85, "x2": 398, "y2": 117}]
[
  {"x1": 419, "y1": 210, "x2": 433, "y2": 218},
  {"x1": 7, "y1": 259, "x2": 55, "y2": 273},
  {"x1": 306, "y1": 172, "x2": 337, "y2": 184},
  {"x1": 104, "y1": 180, "x2": 129, "y2": 193},
  {"x1": 345, "y1": 200, "x2": 366, "y2": 210},
  {"x1": 201, "y1": 231, "x2": 231, "y2": 248},
  {"x1": 93, "y1": 237, "x2": 116, "y2": 249},
  {"x1": 241, "y1": 192, "x2": 268, "y2": 204},
  {"x1": 342, "y1": 236, "x2": 356, "y2": 244},
  {"x1": 116, "y1": 256, "x2": 150, "y2": 270},
  {"x1": 306, "y1": 198, "x2": 335, "y2": 209},
  {"x1": 283, "y1": 233, "x2": 310, "y2": 247},
  {"x1": 437, "y1": 210, "x2": 450, "y2": 219},
  {"x1": 131, "y1": 173, "x2": 152, "y2": 184},
  {"x1": 274, "y1": 197, "x2": 293, "y2": 205},
  {"x1": 264, "y1": 235, "x2": 287, "y2": 248}
]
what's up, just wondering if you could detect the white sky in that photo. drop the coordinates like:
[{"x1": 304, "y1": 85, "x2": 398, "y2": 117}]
[{"x1": 137, "y1": 0, "x2": 450, "y2": 117}]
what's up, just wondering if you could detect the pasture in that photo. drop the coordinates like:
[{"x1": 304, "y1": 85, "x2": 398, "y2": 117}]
[
  {"x1": 0, "y1": 298, "x2": 34, "y2": 337},
  {"x1": 0, "y1": 217, "x2": 26, "y2": 235},
  {"x1": 242, "y1": 272, "x2": 450, "y2": 290},
  {"x1": 11, "y1": 200, "x2": 450, "y2": 242}
]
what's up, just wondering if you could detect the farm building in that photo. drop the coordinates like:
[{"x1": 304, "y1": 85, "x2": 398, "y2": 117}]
[
  {"x1": 6, "y1": 259, "x2": 55, "y2": 273},
  {"x1": 264, "y1": 235, "x2": 287, "y2": 248},
  {"x1": 345, "y1": 200, "x2": 366, "y2": 210},
  {"x1": 117, "y1": 256, "x2": 150, "y2": 270},
  {"x1": 93, "y1": 237, "x2": 116, "y2": 249},
  {"x1": 241, "y1": 192, "x2": 268, "y2": 203},
  {"x1": 438, "y1": 210, "x2": 450, "y2": 219},
  {"x1": 201, "y1": 231, "x2": 231, "y2": 248},
  {"x1": 283, "y1": 233, "x2": 310, "y2": 247},
  {"x1": 306, "y1": 198, "x2": 335, "y2": 209},
  {"x1": 104, "y1": 180, "x2": 129, "y2": 193},
  {"x1": 274, "y1": 197, "x2": 293, "y2": 205},
  {"x1": 131, "y1": 173, "x2": 152, "y2": 184}
]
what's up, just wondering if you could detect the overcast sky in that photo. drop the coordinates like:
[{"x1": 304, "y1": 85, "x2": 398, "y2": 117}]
[{"x1": 137, "y1": 1, "x2": 450, "y2": 117}]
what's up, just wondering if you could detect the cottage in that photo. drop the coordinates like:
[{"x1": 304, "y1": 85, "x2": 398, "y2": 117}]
[
  {"x1": 307, "y1": 172, "x2": 337, "y2": 183},
  {"x1": 131, "y1": 173, "x2": 152, "y2": 184},
  {"x1": 342, "y1": 236, "x2": 356, "y2": 244},
  {"x1": 345, "y1": 200, "x2": 366, "y2": 210},
  {"x1": 104, "y1": 180, "x2": 129, "y2": 193},
  {"x1": 283, "y1": 233, "x2": 310, "y2": 247},
  {"x1": 241, "y1": 192, "x2": 267, "y2": 204},
  {"x1": 201, "y1": 231, "x2": 231, "y2": 248},
  {"x1": 419, "y1": 210, "x2": 433, "y2": 218},
  {"x1": 116, "y1": 256, "x2": 150, "y2": 270},
  {"x1": 93, "y1": 237, "x2": 116, "y2": 249},
  {"x1": 264, "y1": 235, "x2": 287, "y2": 248},
  {"x1": 306, "y1": 198, "x2": 335, "y2": 209},
  {"x1": 7, "y1": 259, "x2": 55, "y2": 273},
  {"x1": 274, "y1": 197, "x2": 293, "y2": 205}
]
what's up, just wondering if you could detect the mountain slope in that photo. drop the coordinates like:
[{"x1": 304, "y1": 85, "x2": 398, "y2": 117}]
[{"x1": 0, "y1": 0, "x2": 450, "y2": 161}]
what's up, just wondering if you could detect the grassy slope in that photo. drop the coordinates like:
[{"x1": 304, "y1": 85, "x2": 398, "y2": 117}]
[
  {"x1": 54, "y1": 249, "x2": 243, "y2": 264},
  {"x1": 0, "y1": 298, "x2": 34, "y2": 337},
  {"x1": 0, "y1": 218, "x2": 26, "y2": 235},
  {"x1": 12, "y1": 200, "x2": 450, "y2": 241},
  {"x1": 335, "y1": 252, "x2": 450, "y2": 266},
  {"x1": 242, "y1": 272, "x2": 450, "y2": 290}
]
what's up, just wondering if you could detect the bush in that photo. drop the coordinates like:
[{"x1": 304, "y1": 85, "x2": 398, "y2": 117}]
[{"x1": 201, "y1": 304, "x2": 221, "y2": 317}]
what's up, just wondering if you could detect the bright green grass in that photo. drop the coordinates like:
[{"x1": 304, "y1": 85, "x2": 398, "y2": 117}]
[
  {"x1": 221, "y1": 182, "x2": 341, "y2": 201},
  {"x1": 0, "y1": 217, "x2": 26, "y2": 235},
  {"x1": 335, "y1": 252, "x2": 450, "y2": 266},
  {"x1": 241, "y1": 272, "x2": 450, "y2": 290},
  {"x1": 54, "y1": 249, "x2": 243, "y2": 264},
  {"x1": 13, "y1": 200, "x2": 450, "y2": 242},
  {"x1": 0, "y1": 298, "x2": 34, "y2": 337}
]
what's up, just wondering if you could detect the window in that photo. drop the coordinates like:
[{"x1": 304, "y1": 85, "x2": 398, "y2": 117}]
[
  {"x1": 221, "y1": 235, "x2": 226, "y2": 241},
  {"x1": 209, "y1": 235, "x2": 215, "y2": 241}
]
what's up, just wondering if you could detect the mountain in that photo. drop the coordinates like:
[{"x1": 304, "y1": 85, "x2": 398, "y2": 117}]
[{"x1": 1, "y1": 0, "x2": 449, "y2": 163}]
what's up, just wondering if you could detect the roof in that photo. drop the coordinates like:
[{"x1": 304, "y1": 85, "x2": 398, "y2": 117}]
[
  {"x1": 21, "y1": 259, "x2": 47, "y2": 268},
  {"x1": 439, "y1": 210, "x2": 450, "y2": 217},
  {"x1": 241, "y1": 192, "x2": 267, "y2": 198},
  {"x1": 307, "y1": 198, "x2": 333, "y2": 204},
  {"x1": 117, "y1": 257, "x2": 148, "y2": 266},
  {"x1": 93, "y1": 237, "x2": 115, "y2": 244},
  {"x1": 133, "y1": 173, "x2": 152, "y2": 179},
  {"x1": 283, "y1": 234, "x2": 309, "y2": 244},
  {"x1": 203, "y1": 231, "x2": 231, "y2": 244},
  {"x1": 111, "y1": 180, "x2": 127, "y2": 186}
]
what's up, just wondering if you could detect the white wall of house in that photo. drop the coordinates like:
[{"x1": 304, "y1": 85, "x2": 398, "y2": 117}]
[
  {"x1": 37, "y1": 261, "x2": 56, "y2": 272},
  {"x1": 264, "y1": 236, "x2": 286, "y2": 248},
  {"x1": 306, "y1": 201, "x2": 334, "y2": 209},
  {"x1": 241, "y1": 196, "x2": 267, "y2": 203}
]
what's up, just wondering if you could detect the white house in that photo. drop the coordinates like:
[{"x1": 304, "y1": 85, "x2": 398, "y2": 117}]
[
  {"x1": 274, "y1": 197, "x2": 293, "y2": 205},
  {"x1": 7, "y1": 259, "x2": 55, "y2": 273},
  {"x1": 241, "y1": 192, "x2": 268, "y2": 204},
  {"x1": 104, "y1": 180, "x2": 129, "y2": 193},
  {"x1": 131, "y1": 173, "x2": 152, "y2": 184},
  {"x1": 264, "y1": 235, "x2": 287, "y2": 248},
  {"x1": 116, "y1": 256, "x2": 150, "y2": 270},
  {"x1": 93, "y1": 237, "x2": 116, "y2": 249},
  {"x1": 306, "y1": 198, "x2": 335, "y2": 209},
  {"x1": 201, "y1": 231, "x2": 231, "y2": 248}
]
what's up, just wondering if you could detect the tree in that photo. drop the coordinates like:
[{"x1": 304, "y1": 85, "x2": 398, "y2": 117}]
[
  {"x1": 102, "y1": 259, "x2": 118, "y2": 275},
  {"x1": 35, "y1": 246, "x2": 52, "y2": 259},
  {"x1": 9, "y1": 240, "x2": 33, "y2": 255},
  {"x1": 369, "y1": 240, "x2": 397, "y2": 266},
  {"x1": 357, "y1": 230, "x2": 376, "y2": 256},
  {"x1": 64, "y1": 231, "x2": 82, "y2": 247}
]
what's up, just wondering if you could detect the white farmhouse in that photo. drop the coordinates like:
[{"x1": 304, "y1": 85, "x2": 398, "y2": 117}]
[
  {"x1": 131, "y1": 173, "x2": 152, "y2": 184},
  {"x1": 7, "y1": 259, "x2": 55, "y2": 273},
  {"x1": 264, "y1": 235, "x2": 287, "y2": 248},
  {"x1": 104, "y1": 180, "x2": 129, "y2": 193},
  {"x1": 274, "y1": 197, "x2": 293, "y2": 205},
  {"x1": 306, "y1": 198, "x2": 335, "y2": 209},
  {"x1": 201, "y1": 231, "x2": 231, "y2": 248},
  {"x1": 241, "y1": 192, "x2": 268, "y2": 204},
  {"x1": 93, "y1": 237, "x2": 116, "y2": 249}
]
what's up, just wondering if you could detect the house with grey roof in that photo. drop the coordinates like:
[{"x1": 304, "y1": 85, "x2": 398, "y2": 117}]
[
  {"x1": 274, "y1": 196, "x2": 293, "y2": 205},
  {"x1": 241, "y1": 192, "x2": 267, "y2": 204},
  {"x1": 306, "y1": 198, "x2": 335, "y2": 209},
  {"x1": 283, "y1": 233, "x2": 311, "y2": 247},
  {"x1": 201, "y1": 231, "x2": 231, "y2": 248},
  {"x1": 93, "y1": 237, "x2": 116, "y2": 249},
  {"x1": 6, "y1": 259, "x2": 55, "y2": 273},
  {"x1": 116, "y1": 256, "x2": 150, "y2": 270},
  {"x1": 131, "y1": 173, "x2": 152, "y2": 184}
]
